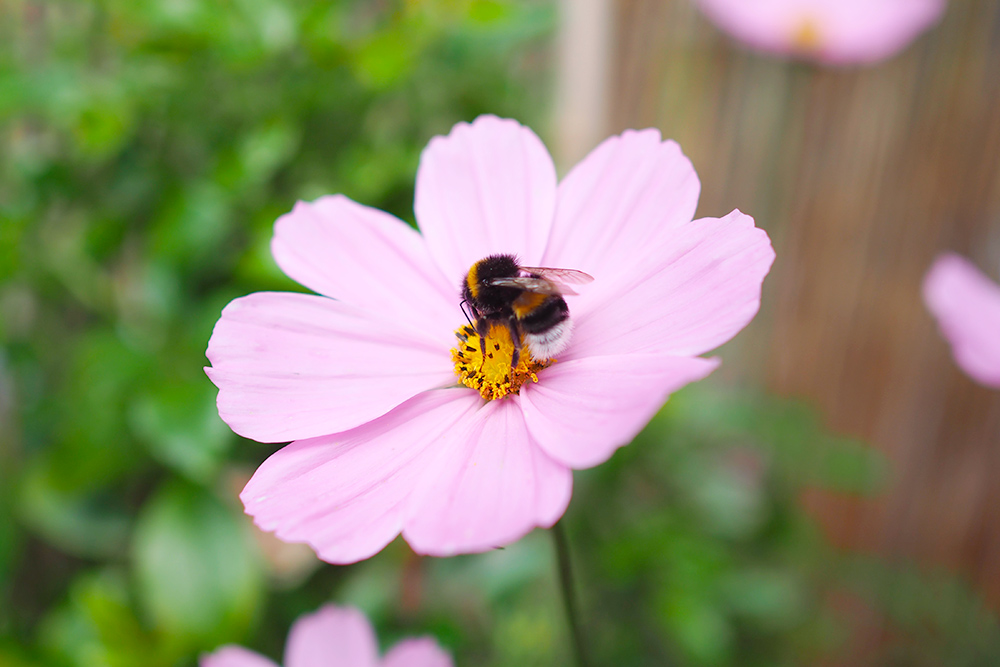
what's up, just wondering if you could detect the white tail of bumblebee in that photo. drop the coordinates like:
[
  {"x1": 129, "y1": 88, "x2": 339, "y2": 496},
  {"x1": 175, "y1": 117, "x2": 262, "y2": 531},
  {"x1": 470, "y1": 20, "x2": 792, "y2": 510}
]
[{"x1": 524, "y1": 318, "x2": 574, "y2": 360}]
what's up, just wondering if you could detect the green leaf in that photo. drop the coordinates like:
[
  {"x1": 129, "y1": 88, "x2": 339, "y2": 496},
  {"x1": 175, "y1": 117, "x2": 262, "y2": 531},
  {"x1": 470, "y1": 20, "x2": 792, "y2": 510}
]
[
  {"x1": 0, "y1": 644, "x2": 43, "y2": 667},
  {"x1": 352, "y1": 26, "x2": 422, "y2": 89},
  {"x1": 721, "y1": 568, "x2": 806, "y2": 631},
  {"x1": 128, "y1": 380, "x2": 232, "y2": 483},
  {"x1": 660, "y1": 591, "x2": 733, "y2": 666},
  {"x1": 0, "y1": 455, "x2": 22, "y2": 596},
  {"x1": 132, "y1": 480, "x2": 263, "y2": 652},
  {"x1": 149, "y1": 183, "x2": 233, "y2": 268},
  {"x1": 17, "y1": 462, "x2": 130, "y2": 559},
  {"x1": 45, "y1": 330, "x2": 150, "y2": 493},
  {"x1": 37, "y1": 569, "x2": 169, "y2": 667}
]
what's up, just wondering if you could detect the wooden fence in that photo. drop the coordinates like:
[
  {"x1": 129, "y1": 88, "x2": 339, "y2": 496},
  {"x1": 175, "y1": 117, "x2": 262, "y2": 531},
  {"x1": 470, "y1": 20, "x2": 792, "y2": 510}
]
[{"x1": 571, "y1": 0, "x2": 1000, "y2": 616}]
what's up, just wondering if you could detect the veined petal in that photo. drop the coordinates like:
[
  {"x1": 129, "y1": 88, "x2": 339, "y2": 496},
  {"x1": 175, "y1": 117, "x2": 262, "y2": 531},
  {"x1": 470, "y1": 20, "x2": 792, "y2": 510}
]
[
  {"x1": 284, "y1": 606, "x2": 378, "y2": 667},
  {"x1": 382, "y1": 639, "x2": 454, "y2": 667},
  {"x1": 402, "y1": 399, "x2": 572, "y2": 557},
  {"x1": 542, "y1": 129, "x2": 700, "y2": 285},
  {"x1": 923, "y1": 254, "x2": 1000, "y2": 388},
  {"x1": 206, "y1": 292, "x2": 455, "y2": 443},
  {"x1": 272, "y1": 195, "x2": 456, "y2": 335},
  {"x1": 414, "y1": 115, "x2": 558, "y2": 281},
  {"x1": 520, "y1": 354, "x2": 719, "y2": 469},
  {"x1": 200, "y1": 646, "x2": 279, "y2": 667},
  {"x1": 568, "y1": 210, "x2": 774, "y2": 358},
  {"x1": 241, "y1": 390, "x2": 479, "y2": 565}
]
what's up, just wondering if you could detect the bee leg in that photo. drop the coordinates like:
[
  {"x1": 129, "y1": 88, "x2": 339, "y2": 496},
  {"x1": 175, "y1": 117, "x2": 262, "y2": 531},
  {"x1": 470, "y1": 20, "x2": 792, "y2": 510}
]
[
  {"x1": 474, "y1": 316, "x2": 491, "y2": 349},
  {"x1": 507, "y1": 318, "x2": 522, "y2": 368},
  {"x1": 459, "y1": 299, "x2": 475, "y2": 328}
]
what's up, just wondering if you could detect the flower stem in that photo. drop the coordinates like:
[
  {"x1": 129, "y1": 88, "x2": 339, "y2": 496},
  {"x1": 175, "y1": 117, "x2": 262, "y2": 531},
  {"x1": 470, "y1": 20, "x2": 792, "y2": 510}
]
[{"x1": 553, "y1": 520, "x2": 590, "y2": 667}]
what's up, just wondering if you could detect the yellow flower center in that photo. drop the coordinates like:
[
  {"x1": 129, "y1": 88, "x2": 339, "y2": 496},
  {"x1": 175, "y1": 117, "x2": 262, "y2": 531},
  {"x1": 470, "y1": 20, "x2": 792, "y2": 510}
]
[
  {"x1": 451, "y1": 322, "x2": 552, "y2": 401},
  {"x1": 791, "y1": 16, "x2": 823, "y2": 53}
]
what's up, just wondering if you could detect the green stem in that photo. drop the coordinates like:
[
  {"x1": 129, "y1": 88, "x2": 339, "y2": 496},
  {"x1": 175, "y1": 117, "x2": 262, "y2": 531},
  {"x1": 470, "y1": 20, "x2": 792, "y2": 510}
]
[{"x1": 553, "y1": 520, "x2": 590, "y2": 667}]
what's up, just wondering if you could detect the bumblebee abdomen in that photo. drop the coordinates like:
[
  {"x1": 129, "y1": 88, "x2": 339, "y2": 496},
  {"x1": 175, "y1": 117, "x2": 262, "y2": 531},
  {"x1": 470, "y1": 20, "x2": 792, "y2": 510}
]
[
  {"x1": 512, "y1": 291, "x2": 547, "y2": 319},
  {"x1": 519, "y1": 295, "x2": 568, "y2": 334},
  {"x1": 523, "y1": 299, "x2": 573, "y2": 360}
]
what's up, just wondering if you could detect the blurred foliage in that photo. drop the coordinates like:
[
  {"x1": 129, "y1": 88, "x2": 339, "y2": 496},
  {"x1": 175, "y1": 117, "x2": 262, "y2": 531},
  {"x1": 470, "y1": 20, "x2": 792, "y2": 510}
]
[
  {"x1": 564, "y1": 385, "x2": 1000, "y2": 667},
  {"x1": 1, "y1": 0, "x2": 553, "y2": 663},
  {"x1": 2, "y1": 1, "x2": 1000, "y2": 666}
]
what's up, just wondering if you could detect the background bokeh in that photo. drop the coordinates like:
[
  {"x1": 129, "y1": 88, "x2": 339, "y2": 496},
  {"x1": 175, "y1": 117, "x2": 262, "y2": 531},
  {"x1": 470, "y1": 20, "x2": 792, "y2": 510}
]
[{"x1": 2, "y1": 1, "x2": 999, "y2": 666}]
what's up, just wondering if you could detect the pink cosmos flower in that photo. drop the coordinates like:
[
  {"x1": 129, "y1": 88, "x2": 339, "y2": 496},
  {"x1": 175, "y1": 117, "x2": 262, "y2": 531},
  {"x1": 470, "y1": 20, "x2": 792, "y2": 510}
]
[
  {"x1": 694, "y1": 0, "x2": 946, "y2": 65},
  {"x1": 201, "y1": 605, "x2": 451, "y2": 667},
  {"x1": 206, "y1": 115, "x2": 775, "y2": 563},
  {"x1": 923, "y1": 253, "x2": 1000, "y2": 388}
]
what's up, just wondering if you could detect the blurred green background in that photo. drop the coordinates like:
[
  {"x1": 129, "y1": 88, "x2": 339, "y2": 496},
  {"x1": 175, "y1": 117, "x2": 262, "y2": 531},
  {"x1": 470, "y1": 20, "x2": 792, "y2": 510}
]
[{"x1": 2, "y1": 1, "x2": 1000, "y2": 666}]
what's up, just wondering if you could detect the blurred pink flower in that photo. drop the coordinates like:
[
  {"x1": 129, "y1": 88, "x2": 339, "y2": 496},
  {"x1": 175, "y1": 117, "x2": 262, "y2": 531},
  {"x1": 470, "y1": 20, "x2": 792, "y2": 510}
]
[
  {"x1": 201, "y1": 605, "x2": 451, "y2": 667},
  {"x1": 694, "y1": 0, "x2": 946, "y2": 65},
  {"x1": 923, "y1": 253, "x2": 1000, "y2": 388},
  {"x1": 206, "y1": 115, "x2": 775, "y2": 562}
]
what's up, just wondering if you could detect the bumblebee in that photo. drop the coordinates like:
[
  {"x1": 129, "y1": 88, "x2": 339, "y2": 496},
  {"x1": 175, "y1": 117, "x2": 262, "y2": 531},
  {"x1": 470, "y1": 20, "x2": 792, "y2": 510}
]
[{"x1": 461, "y1": 254, "x2": 593, "y2": 367}]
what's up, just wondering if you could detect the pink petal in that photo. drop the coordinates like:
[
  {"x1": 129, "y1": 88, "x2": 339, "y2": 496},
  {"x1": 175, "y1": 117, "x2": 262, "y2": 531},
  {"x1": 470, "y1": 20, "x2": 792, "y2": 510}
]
[
  {"x1": 284, "y1": 606, "x2": 378, "y2": 667},
  {"x1": 923, "y1": 253, "x2": 1000, "y2": 389},
  {"x1": 519, "y1": 354, "x2": 720, "y2": 469},
  {"x1": 206, "y1": 292, "x2": 455, "y2": 443},
  {"x1": 241, "y1": 390, "x2": 479, "y2": 564},
  {"x1": 820, "y1": 0, "x2": 945, "y2": 64},
  {"x1": 414, "y1": 115, "x2": 558, "y2": 282},
  {"x1": 695, "y1": 0, "x2": 945, "y2": 65},
  {"x1": 542, "y1": 129, "x2": 700, "y2": 285},
  {"x1": 200, "y1": 646, "x2": 279, "y2": 667},
  {"x1": 696, "y1": 0, "x2": 806, "y2": 55},
  {"x1": 271, "y1": 195, "x2": 456, "y2": 335},
  {"x1": 402, "y1": 399, "x2": 572, "y2": 557},
  {"x1": 382, "y1": 638, "x2": 454, "y2": 667},
  {"x1": 568, "y1": 210, "x2": 774, "y2": 359}
]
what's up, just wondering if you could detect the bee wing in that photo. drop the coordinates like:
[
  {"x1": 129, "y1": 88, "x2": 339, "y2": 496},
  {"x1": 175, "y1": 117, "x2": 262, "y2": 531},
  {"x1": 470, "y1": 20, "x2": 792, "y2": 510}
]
[
  {"x1": 519, "y1": 267, "x2": 595, "y2": 285},
  {"x1": 518, "y1": 267, "x2": 594, "y2": 295},
  {"x1": 485, "y1": 276, "x2": 568, "y2": 295}
]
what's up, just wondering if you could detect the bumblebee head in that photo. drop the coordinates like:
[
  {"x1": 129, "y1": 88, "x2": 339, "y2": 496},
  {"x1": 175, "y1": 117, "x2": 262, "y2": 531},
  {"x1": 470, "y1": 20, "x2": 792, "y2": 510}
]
[{"x1": 463, "y1": 254, "x2": 521, "y2": 311}]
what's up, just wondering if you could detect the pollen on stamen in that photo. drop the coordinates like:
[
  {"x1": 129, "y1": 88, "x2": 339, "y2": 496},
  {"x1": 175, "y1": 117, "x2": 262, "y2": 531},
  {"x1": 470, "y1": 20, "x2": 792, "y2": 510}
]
[
  {"x1": 451, "y1": 323, "x2": 552, "y2": 401},
  {"x1": 791, "y1": 16, "x2": 823, "y2": 53}
]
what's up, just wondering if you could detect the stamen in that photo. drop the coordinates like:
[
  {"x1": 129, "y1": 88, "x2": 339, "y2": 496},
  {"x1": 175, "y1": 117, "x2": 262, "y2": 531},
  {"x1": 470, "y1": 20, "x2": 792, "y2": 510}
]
[
  {"x1": 451, "y1": 323, "x2": 553, "y2": 400},
  {"x1": 791, "y1": 16, "x2": 823, "y2": 53}
]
